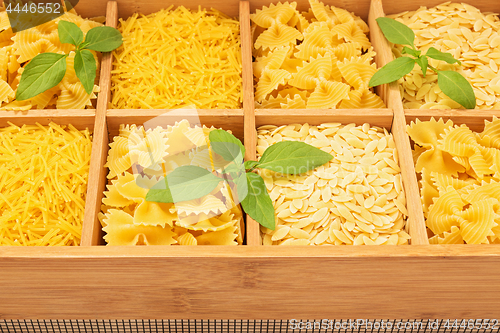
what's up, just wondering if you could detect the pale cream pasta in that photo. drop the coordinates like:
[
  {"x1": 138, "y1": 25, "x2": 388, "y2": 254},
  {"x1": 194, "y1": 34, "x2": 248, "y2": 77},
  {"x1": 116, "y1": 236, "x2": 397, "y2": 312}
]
[
  {"x1": 389, "y1": 2, "x2": 500, "y2": 109},
  {"x1": 258, "y1": 122, "x2": 409, "y2": 245}
]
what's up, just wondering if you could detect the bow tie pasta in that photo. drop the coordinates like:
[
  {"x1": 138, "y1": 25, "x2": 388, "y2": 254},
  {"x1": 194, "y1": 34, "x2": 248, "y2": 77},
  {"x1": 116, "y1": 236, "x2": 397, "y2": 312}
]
[
  {"x1": 252, "y1": 0, "x2": 386, "y2": 109},
  {"x1": 100, "y1": 121, "x2": 244, "y2": 246},
  {"x1": 408, "y1": 117, "x2": 500, "y2": 244},
  {"x1": 0, "y1": 6, "x2": 102, "y2": 110}
]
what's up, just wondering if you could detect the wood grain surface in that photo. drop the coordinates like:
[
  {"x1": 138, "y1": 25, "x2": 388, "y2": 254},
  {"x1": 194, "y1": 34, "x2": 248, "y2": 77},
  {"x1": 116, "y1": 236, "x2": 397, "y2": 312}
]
[
  {"x1": 80, "y1": 1, "x2": 117, "y2": 246},
  {"x1": 240, "y1": 1, "x2": 261, "y2": 246},
  {"x1": 249, "y1": 0, "x2": 372, "y2": 21},
  {"x1": 1, "y1": 245, "x2": 500, "y2": 319}
]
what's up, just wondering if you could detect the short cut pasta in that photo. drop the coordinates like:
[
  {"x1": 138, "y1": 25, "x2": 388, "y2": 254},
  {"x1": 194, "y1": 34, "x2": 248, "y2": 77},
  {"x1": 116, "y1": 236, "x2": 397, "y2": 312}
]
[
  {"x1": 408, "y1": 117, "x2": 500, "y2": 244},
  {"x1": 100, "y1": 120, "x2": 244, "y2": 246},
  {"x1": 258, "y1": 122, "x2": 409, "y2": 245},
  {"x1": 389, "y1": 2, "x2": 500, "y2": 109},
  {"x1": 0, "y1": 5, "x2": 101, "y2": 110},
  {"x1": 251, "y1": 0, "x2": 386, "y2": 109}
]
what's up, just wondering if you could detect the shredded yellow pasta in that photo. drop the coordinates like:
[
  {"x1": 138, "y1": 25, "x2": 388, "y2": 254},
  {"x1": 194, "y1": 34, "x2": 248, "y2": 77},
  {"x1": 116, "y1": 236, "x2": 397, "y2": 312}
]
[
  {"x1": 111, "y1": 6, "x2": 242, "y2": 109},
  {"x1": 0, "y1": 122, "x2": 92, "y2": 246}
]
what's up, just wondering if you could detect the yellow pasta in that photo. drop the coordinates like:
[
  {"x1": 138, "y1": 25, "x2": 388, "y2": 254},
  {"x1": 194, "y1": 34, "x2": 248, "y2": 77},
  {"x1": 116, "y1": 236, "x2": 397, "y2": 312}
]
[
  {"x1": 111, "y1": 6, "x2": 242, "y2": 109},
  {"x1": 0, "y1": 7, "x2": 101, "y2": 110},
  {"x1": 101, "y1": 120, "x2": 244, "y2": 246},
  {"x1": 0, "y1": 122, "x2": 92, "y2": 246},
  {"x1": 408, "y1": 117, "x2": 500, "y2": 244},
  {"x1": 252, "y1": 0, "x2": 385, "y2": 109}
]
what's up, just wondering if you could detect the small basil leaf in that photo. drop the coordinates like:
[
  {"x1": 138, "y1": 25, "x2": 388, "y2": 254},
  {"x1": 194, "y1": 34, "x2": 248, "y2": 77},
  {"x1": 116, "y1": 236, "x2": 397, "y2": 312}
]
[
  {"x1": 437, "y1": 71, "x2": 476, "y2": 109},
  {"x1": 241, "y1": 172, "x2": 275, "y2": 230},
  {"x1": 376, "y1": 17, "x2": 415, "y2": 47},
  {"x1": 83, "y1": 26, "x2": 123, "y2": 52},
  {"x1": 426, "y1": 47, "x2": 461, "y2": 65},
  {"x1": 402, "y1": 46, "x2": 420, "y2": 57},
  {"x1": 369, "y1": 57, "x2": 415, "y2": 87},
  {"x1": 229, "y1": 169, "x2": 249, "y2": 204},
  {"x1": 257, "y1": 141, "x2": 333, "y2": 174},
  {"x1": 416, "y1": 56, "x2": 429, "y2": 78},
  {"x1": 74, "y1": 49, "x2": 96, "y2": 94},
  {"x1": 209, "y1": 129, "x2": 245, "y2": 162},
  {"x1": 145, "y1": 178, "x2": 173, "y2": 203},
  {"x1": 16, "y1": 53, "x2": 67, "y2": 101},
  {"x1": 244, "y1": 160, "x2": 260, "y2": 171},
  {"x1": 58, "y1": 20, "x2": 83, "y2": 46},
  {"x1": 146, "y1": 165, "x2": 222, "y2": 203}
]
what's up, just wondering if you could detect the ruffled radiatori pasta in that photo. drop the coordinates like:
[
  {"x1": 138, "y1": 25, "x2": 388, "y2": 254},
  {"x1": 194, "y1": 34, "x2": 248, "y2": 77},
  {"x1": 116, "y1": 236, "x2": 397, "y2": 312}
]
[
  {"x1": 252, "y1": 0, "x2": 385, "y2": 109},
  {"x1": 408, "y1": 117, "x2": 500, "y2": 244},
  {"x1": 0, "y1": 5, "x2": 101, "y2": 110},
  {"x1": 100, "y1": 120, "x2": 244, "y2": 246}
]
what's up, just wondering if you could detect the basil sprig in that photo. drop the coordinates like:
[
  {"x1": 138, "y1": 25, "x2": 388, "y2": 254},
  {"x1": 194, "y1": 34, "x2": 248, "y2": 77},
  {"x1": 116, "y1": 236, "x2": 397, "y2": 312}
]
[
  {"x1": 145, "y1": 130, "x2": 333, "y2": 230},
  {"x1": 369, "y1": 17, "x2": 476, "y2": 109},
  {"x1": 16, "y1": 20, "x2": 122, "y2": 101}
]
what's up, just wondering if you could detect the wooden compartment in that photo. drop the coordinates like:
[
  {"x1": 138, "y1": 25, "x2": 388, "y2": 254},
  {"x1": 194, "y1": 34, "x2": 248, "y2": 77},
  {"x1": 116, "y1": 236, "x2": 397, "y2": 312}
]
[{"x1": 1, "y1": 0, "x2": 500, "y2": 321}]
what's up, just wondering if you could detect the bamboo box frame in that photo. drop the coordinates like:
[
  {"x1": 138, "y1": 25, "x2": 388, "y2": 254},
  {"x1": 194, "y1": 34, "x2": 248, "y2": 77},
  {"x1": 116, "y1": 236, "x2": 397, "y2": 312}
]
[{"x1": 0, "y1": 0, "x2": 500, "y2": 320}]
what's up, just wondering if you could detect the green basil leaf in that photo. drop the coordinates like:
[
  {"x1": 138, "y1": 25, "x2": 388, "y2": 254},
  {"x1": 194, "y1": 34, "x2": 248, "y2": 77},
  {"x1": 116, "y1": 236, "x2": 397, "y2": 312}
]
[
  {"x1": 16, "y1": 53, "x2": 67, "y2": 101},
  {"x1": 368, "y1": 57, "x2": 415, "y2": 87},
  {"x1": 437, "y1": 71, "x2": 476, "y2": 109},
  {"x1": 145, "y1": 178, "x2": 173, "y2": 203},
  {"x1": 230, "y1": 169, "x2": 249, "y2": 204},
  {"x1": 145, "y1": 165, "x2": 222, "y2": 203},
  {"x1": 74, "y1": 49, "x2": 96, "y2": 95},
  {"x1": 402, "y1": 46, "x2": 420, "y2": 57},
  {"x1": 426, "y1": 47, "x2": 461, "y2": 65},
  {"x1": 416, "y1": 56, "x2": 429, "y2": 78},
  {"x1": 209, "y1": 129, "x2": 245, "y2": 162},
  {"x1": 376, "y1": 17, "x2": 415, "y2": 47},
  {"x1": 257, "y1": 141, "x2": 333, "y2": 174},
  {"x1": 83, "y1": 26, "x2": 123, "y2": 52},
  {"x1": 244, "y1": 160, "x2": 260, "y2": 171},
  {"x1": 58, "y1": 20, "x2": 83, "y2": 46},
  {"x1": 241, "y1": 172, "x2": 275, "y2": 230}
]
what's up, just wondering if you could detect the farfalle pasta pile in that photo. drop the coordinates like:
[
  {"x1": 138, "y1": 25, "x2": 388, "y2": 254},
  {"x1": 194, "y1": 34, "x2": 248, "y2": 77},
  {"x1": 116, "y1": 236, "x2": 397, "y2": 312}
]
[
  {"x1": 251, "y1": 0, "x2": 385, "y2": 109},
  {"x1": 408, "y1": 117, "x2": 500, "y2": 244},
  {"x1": 389, "y1": 3, "x2": 500, "y2": 109},
  {"x1": 258, "y1": 123, "x2": 410, "y2": 245},
  {"x1": 0, "y1": 6, "x2": 102, "y2": 110},
  {"x1": 99, "y1": 120, "x2": 244, "y2": 246}
]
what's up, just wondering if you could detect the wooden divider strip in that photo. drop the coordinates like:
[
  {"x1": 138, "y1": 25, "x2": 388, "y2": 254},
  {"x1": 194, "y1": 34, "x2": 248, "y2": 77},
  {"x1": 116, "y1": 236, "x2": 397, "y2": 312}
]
[
  {"x1": 240, "y1": 1, "x2": 261, "y2": 246},
  {"x1": 81, "y1": 1, "x2": 118, "y2": 246},
  {"x1": 368, "y1": 0, "x2": 428, "y2": 244}
]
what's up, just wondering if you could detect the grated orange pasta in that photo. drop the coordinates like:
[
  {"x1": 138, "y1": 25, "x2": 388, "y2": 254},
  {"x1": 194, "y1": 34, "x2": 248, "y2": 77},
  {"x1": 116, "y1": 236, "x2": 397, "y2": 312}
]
[
  {"x1": 0, "y1": 4, "x2": 102, "y2": 110},
  {"x1": 110, "y1": 6, "x2": 242, "y2": 109},
  {"x1": 0, "y1": 122, "x2": 92, "y2": 246}
]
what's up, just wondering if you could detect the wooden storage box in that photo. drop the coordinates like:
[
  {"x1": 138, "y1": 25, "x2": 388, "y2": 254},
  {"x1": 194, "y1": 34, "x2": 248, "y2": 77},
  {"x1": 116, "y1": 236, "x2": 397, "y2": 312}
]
[{"x1": 1, "y1": 0, "x2": 500, "y2": 320}]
